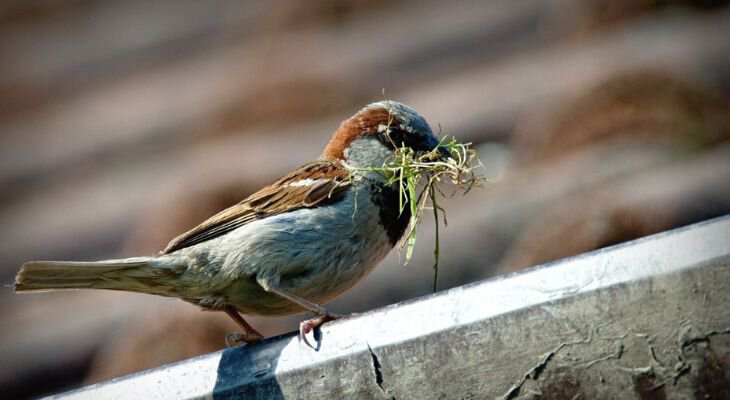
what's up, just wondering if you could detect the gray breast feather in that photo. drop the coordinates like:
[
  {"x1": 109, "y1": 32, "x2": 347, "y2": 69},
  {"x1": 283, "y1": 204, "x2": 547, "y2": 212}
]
[{"x1": 175, "y1": 187, "x2": 393, "y2": 316}]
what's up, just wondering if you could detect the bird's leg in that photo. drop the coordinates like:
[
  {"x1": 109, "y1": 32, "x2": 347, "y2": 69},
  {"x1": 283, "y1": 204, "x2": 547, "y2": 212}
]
[
  {"x1": 257, "y1": 277, "x2": 341, "y2": 348},
  {"x1": 222, "y1": 305, "x2": 264, "y2": 347}
]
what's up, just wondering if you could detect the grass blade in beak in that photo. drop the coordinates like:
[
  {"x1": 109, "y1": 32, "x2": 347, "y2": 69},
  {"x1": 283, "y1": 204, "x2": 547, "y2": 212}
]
[{"x1": 348, "y1": 136, "x2": 485, "y2": 288}]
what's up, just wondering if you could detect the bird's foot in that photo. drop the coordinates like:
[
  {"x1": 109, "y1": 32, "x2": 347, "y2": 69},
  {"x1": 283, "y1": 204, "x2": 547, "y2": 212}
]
[
  {"x1": 221, "y1": 305, "x2": 264, "y2": 347},
  {"x1": 225, "y1": 331, "x2": 264, "y2": 348},
  {"x1": 299, "y1": 313, "x2": 341, "y2": 349}
]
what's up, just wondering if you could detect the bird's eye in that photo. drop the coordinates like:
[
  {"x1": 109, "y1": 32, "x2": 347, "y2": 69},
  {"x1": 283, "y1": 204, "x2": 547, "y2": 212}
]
[{"x1": 380, "y1": 127, "x2": 408, "y2": 149}]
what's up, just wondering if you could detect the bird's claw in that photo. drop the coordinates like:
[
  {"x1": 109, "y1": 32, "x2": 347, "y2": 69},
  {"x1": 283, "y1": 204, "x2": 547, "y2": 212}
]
[
  {"x1": 225, "y1": 331, "x2": 263, "y2": 348},
  {"x1": 299, "y1": 313, "x2": 340, "y2": 349}
]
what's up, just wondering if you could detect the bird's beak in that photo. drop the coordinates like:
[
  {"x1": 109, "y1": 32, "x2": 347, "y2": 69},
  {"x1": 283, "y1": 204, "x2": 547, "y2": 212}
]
[
  {"x1": 436, "y1": 145, "x2": 451, "y2": 160},
  {"x1": 421, "y1": 136, "x2": 451, "y2": 160}
]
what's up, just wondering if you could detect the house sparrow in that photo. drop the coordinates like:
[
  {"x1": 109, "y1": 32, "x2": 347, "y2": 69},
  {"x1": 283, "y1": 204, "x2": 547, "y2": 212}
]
[{"x1": 14, "y1": 101, "x2": 448, "y2": 347}]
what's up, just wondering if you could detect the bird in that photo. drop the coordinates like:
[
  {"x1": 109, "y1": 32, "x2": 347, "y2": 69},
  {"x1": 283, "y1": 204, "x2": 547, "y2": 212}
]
[{"x1": 14, "y1": 100, "x2": 449, "y2": 348}]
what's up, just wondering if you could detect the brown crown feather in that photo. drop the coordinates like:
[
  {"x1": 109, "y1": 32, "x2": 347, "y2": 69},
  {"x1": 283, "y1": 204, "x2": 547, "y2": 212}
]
[{"x1": 322, "y1": 106, "x2": 393, "y2": 160}]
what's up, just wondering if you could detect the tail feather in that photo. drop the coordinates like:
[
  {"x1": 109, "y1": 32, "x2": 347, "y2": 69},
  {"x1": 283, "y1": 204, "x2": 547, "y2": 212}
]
[{"x1": 14, "y1": 258, "x2": 185, "y2": 296}]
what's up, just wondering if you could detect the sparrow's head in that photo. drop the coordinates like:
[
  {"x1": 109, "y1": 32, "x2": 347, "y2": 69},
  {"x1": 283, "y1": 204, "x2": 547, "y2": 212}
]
[{"x1": 323, "y1": 101, "x2": 446, "y2": 171}]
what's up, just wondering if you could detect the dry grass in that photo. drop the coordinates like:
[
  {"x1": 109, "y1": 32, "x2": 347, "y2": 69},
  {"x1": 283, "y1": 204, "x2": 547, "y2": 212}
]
[{"x1": 355, "y1": 136, "x2": 485, "y2": 291}]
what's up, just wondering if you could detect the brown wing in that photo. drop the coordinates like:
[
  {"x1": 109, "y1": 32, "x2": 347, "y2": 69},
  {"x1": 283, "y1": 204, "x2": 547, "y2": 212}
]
[{"x1": 162, "y1": 159, "x2": 350, "y2": 254}]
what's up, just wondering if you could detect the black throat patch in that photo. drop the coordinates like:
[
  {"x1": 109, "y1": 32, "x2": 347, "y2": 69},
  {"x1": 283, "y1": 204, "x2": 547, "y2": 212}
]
[{"x1": 369, "y1": 182, "x2": 411, "y2": 246}]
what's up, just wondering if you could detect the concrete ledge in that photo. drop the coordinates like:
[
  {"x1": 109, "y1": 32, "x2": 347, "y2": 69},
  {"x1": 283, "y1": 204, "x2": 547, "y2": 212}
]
[{"x1": 53, "y1": 215, "x2": 730, "y2": 399}]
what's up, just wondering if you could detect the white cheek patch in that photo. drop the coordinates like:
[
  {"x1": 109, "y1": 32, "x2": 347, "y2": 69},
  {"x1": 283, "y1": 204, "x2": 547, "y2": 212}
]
[{"x1": 288, "y1": 179, "x2": 328, "y2": 187}]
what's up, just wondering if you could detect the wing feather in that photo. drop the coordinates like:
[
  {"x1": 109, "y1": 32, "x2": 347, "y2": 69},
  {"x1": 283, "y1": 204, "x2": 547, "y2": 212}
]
[{"x1": 162, "y1": 159, "x2": 349, "y2": 253}]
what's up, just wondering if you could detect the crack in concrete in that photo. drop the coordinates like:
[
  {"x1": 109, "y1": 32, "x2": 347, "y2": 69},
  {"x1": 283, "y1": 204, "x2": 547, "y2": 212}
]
[
  {"x1": 678, "y1": 327, "x2": 730, "y2": 350},
  {"x1": 367, "y1": 343, "x2": 395, "y2": 399},
  {"x1": 669, "y1": 326, "x2": 730, "y2": 385},
  {"x1": 500, "y1": 331, "x2": 594, "y2": 400},
  {"x1": 583, "y1": 341, "x2": 624, "y2": 369},
  {"x1": 501, "y1": 343, "x2": 566, "y2": 400},
  {"x1": 501, "y1": 324, "x2": 730, "y2": 399},
  {"x1": 624, "y1": 325, "x2": 730, "y2": 391}
]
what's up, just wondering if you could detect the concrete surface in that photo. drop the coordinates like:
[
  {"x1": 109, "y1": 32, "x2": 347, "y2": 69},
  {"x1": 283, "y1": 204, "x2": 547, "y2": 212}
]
[{"x1": 51, "y1": 215, "x2": 730, "y2": 399}]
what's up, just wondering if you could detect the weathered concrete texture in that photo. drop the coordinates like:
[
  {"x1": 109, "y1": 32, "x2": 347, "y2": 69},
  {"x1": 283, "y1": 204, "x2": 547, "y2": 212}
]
[
  {"x1": 54, "y1": 216, "x2": 730, "y2": 400},
  {"x1": 297, "y1": 259, "x2": 730, "y2": 400},
  {"x1": 453, "y1": 258, "x2": 730, "y2": 400}
]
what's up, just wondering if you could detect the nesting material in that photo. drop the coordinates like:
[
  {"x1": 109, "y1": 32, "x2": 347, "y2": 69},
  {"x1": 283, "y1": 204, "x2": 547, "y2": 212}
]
[{"x1": 353, "y1": 136, "x2": 485, "y2": 291}]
